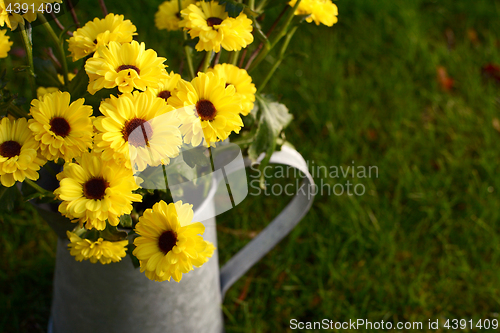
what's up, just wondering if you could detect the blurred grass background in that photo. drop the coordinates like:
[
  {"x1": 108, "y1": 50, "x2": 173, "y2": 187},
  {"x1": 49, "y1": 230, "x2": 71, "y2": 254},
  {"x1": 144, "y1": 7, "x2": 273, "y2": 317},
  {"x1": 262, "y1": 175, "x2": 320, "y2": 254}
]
[{"x1": 2, "y1": 0, "x2": 500, "y2": 332}]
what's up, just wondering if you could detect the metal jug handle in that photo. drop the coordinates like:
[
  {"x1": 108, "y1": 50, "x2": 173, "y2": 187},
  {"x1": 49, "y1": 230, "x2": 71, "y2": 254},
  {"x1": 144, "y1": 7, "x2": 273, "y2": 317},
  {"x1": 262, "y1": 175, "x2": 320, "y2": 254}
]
[{"x1": 219, "y1": 145, "x2": 315, "y2": 298}]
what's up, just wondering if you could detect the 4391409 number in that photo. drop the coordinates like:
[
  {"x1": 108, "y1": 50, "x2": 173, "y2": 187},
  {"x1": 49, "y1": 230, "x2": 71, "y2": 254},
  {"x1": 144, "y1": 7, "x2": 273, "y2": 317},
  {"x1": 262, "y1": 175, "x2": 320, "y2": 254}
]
[
  {"x1": 6, "y1": 2, "x2": 61, "y2": 15},
  {"x1": 444, "y1": 318, "x2": 498, "y2": 330}
]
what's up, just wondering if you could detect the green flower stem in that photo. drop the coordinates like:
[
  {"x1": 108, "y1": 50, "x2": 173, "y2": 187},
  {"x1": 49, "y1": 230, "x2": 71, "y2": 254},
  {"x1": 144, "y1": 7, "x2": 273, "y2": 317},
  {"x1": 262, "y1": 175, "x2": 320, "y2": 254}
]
[
  {"x1": 269, "y1": 1, "x2": 300, "y2": 49},
  {"x1": 248, "y1": 0, "x2": 301, "y2": 73},
  {"x1": 228, "y1": 50, "x2": 240, "y2": 66},
  {"x1": 245, "y1": 6, "x2": 287, "y2": 70},
  {"x1": 179, "y1": 0, "x2": 195, "y2": 80},
  {"x1": 24, "y1": 179, "x2": 55, "y2": 199},
  {"x1": 162, "y1": 164, "x2": 169, "y2": 193},
  {"x1": 8, "y1": 104, "x2": 29, "y2": 118},
  {"x1": 182, "y1": 35, "x2": 195, "y2": 80},
  {"x1": 255, "y1": 0, "x2": 268, "y2": 12},
  {"x1": 38, "y1": 14, "x2": 69, "y2": 89},
  {"x1": 19, "y1": 23, "x2": 36, "y2": 100},
  {"x1": 257, "y1": 25, "x2": 298, "y2": 93},
  {"x1": 248, "y1": 0, "x2": 255, "y2": 9},
  {"x1": 201, "y1": 51, "x2": 213, "y2": 73}
]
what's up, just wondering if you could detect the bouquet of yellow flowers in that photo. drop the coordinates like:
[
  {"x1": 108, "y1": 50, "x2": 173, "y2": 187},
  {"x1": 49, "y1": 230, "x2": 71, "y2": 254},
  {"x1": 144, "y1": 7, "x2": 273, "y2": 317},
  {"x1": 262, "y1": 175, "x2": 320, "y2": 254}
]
[{"x1": 0, "y1": 0, "x2": 336, "y2": 330}]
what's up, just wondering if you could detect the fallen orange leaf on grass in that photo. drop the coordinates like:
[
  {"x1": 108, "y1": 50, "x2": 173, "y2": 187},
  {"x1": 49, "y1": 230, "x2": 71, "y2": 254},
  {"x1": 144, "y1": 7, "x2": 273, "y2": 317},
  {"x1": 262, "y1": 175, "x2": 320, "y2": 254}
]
[{"x1": 437, "y1": 66, "x2": 454, "y2": 91}]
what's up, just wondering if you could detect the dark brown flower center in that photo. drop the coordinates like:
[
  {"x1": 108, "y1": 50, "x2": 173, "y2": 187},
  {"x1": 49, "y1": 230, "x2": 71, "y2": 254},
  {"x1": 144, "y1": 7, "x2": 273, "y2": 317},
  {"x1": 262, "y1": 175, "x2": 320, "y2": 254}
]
[
  {"x1": 122, "y1": 118, "x2": 153, "y2": 147},
  {"x1": 50, "y1": 117, "x2": 71, "y2": 137},
  {"x1": 196, "y1": 99, "x2": 217, "y2": 121},
  {"x1": 207, "y1": 17, "x2": 223, "y2": 27},
  {"x1": 158, "y1": 90, "x2": 171, "y2": 101},
  {"x1": 83, "y1": 178, "x2": 109, "y2": 200},
  {"x1": 117, "y1": 65, "x2": 141, "y2": 75},
  {"x1": 175, "y1": 12, "x2": 181, "y2": 19},
  {"x1": 0, "y1": 140, "x2": 21, "y2": 158},
  {"x1": 158, "y1": 230, "x2": 177, "y2": 254}
]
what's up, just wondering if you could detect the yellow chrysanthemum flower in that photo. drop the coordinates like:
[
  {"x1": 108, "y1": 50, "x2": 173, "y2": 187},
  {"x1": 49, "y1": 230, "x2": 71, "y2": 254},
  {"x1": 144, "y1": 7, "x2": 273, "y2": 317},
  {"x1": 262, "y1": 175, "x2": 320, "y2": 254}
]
[
  {"x1": 36, "y1": 73, "x2": 77, "y2": 99},
  {"x1": 85, "y1": 41, "x2": 168, "y2": 95},
  {"x1": 0, "y1": 1, "x2": 61, "y2": 30},
  {"x1": 169, "y1": 72, "x2": 243, "y2": 147},
  {"x1": 0, "y1": 117, "x2": 45, "y2": 187},
  {"x1": 36, "y1": 87, "x2": 59, "y2": 99},
  {"x1": 155, "y1": 0, "x2": 195, "y2": 31},
  {"x1": 68, "y1": 13, "x2": 137, "y2": 61},
  {"x1": 66, "y1": 231, "x2": 128, "y2": 264},
  {"x1": 133, "y1": 200, "x2": 215, "y2": 282},
  {"x1": 289, "y1": 0, "x2": 338, "y2": 27},
  {"x1": 94, "y1": 90, "x2": 182, "y2": 172},
  {"x1": 179, "y1": 1, "x2": 253, "y2": 52},
  {"x1": 147, "y1": 71, "x2": 183, "y2": 104},
  {"x1": 28, "y1": 91, "x2": 94, "y2": 162},
  {"x1": 207, "y1": 63, "x2": 256, "y2": 116},
  {"x1": 0, "y1": 29, "x2": 12, "y2": 57},
  {"x1": 54, "y1": 151, "x2": 142, "y2": 230}
]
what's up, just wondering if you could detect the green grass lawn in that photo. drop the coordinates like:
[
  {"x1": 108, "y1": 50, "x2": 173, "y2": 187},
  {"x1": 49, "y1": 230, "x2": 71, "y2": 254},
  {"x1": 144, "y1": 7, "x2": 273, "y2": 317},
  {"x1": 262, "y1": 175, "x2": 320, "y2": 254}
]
[{"x1": 2, "y1": 0, "x2": 500, "y2": 332}]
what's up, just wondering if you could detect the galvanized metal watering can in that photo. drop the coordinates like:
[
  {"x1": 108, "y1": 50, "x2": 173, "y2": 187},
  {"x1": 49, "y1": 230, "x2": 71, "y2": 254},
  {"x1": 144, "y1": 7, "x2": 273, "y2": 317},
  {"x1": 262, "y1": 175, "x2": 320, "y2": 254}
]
[{"x1": 47, "y1": 145, "x2": 315, "y2": 333}]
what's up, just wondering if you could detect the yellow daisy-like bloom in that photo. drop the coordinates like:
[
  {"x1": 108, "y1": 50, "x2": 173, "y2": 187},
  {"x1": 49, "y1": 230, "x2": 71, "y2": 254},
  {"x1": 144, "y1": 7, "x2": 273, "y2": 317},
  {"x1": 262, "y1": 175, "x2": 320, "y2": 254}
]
[
  {"x1": 36, "y1": 87, "x2": 59, "y2": 99},
  {"x1": 169, "y1": 72, "x2": 243, "y2": 147},
  {"x1": 85, "y1": 40, "x2": 169, "y2": 95},
  {"x1": 94, "y1": 90, "x2": 182, "y2": 172},
  {"x1": 36, "y1": 73, "x2": 77, "y2": 99},
  {"x1": 207, "y1": 63, "x2": 256, "y2": 116},
  {"x1": 28, "y1": 91, "x2": 94, "y2": 162},
  {"x1": 147, "y1": 71, "x2": 183, "y2": 104},
  {"x1": 155, "y1": 0, "x2": 195, "y2": 31},
  {"x1": 289, "y1": 0, "x2": 338, "y2": 27},
  {"x1": 133, "y1": 200, "x2": 215, "y2": 282},
  {"x1": 0, "y1": 29, "x2": 12, "y2": 57},
  {"x1": 0, "y1": 0, "x2": 61, "y2": 31},
  {"x1": 68, "y1": 13, "x2": 137, "y2": 61},
  {"x1": 66, "y1": 231, "x2": 128, "y2": 264},
  {"x1": 0, "y1": 117, "x2": 45, "y2": 187},
  {"x1": 54, "y1": 151, "x2": 142, "y2": 230},
  {"x1": 179, "y1": 1, "x2": 253, "y2": 52}
]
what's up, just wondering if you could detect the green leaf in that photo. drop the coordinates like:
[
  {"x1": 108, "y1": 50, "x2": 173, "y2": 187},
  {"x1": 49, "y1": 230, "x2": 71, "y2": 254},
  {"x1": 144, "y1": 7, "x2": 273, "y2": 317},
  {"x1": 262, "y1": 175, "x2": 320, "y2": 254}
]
[
  {"x1": 248, "y1": 94, "x2": 293, "y2": 162},
  {"x1": 0, "y1": 185, "x2": 22, "y2": 212},
  {"x1": 119, "y1": 214, "x2": 133, "y2": 228},
  {"x1": 100, "y1": 224, "x2": 128, "y2": 241},
  {"x1": 254, "y1": 23, "x2": 271, "y2": 51},
  {"x1": 182, "y1": 146, "x2": 210, "y2": 168},
  {"x1": 30, "y1": 203, "x2": 75, "y2": 239},
  {"x1": 127, "y1": 241, "x2": 141, "y2": 269},
  {"x1": 248, "y1": 116, "x2": 273, "y2": 162},
  {"x1": 81, "y1": 87, "x2": 120, "y2": 114},
  {"x1": 214, "y1": 0, "x2": 245, "y2": 17},
  {"x1": 137, "y1": 157, "x2": 199, "y2": 190},
  {"x1": 33, "y1": 57, "x2": 61, "y2": 88},
  {"x1": 68, "y1": 68, "x2": 90, "y2": 100}
]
